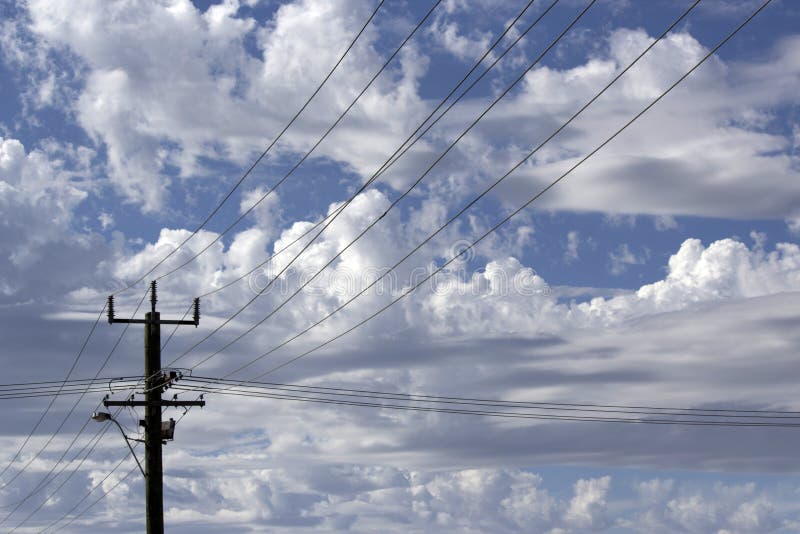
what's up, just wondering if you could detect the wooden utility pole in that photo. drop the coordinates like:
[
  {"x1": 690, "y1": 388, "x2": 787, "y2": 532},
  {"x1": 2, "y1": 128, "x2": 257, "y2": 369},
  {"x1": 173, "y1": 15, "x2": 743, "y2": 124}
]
[{"x1": 105, "y1": 281, "x2": 205, "y2": 534}]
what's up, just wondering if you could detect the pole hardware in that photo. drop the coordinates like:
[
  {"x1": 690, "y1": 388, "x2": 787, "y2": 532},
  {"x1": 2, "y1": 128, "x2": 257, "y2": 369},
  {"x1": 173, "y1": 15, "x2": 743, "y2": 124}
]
[{"x1": 101, "y1": 282, "x2": 205, "y2": 534}]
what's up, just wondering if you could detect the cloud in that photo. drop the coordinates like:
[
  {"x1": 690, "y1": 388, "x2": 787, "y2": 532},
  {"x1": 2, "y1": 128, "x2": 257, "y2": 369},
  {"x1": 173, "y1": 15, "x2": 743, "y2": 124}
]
[
  {"x1": 563, "y1": 476, "x2": 610, "y2": 530},
  {"x1": 608, "y1": 243, "x2": 642, "y2": 275},
  {"x1": 653, "y1": 214, "x2": 677, "y2": 231},
  {"x1": 30, "y1": 459, "x2": 800, "y2": 532},
  {"x1": 564, "y1": 230, "x2": 580, "y2": 263},
  {"x1": 484, "y1": 30, "x2": 800, "y2": 220},
  {"x1": 97, "y1": 211, "x2": 113, "y2": 230},
  {"x1": 112, "y1": 183, "x2": 800, "y2": 344},
  {"x1": 2, "y1": 5, "x2": 800, "y2": 530},
  {"x1": 239, "y1": 188, "x2": 282, "y2": 241},
  {"x1": 4, "y1": 198, "x2": 800, "y2": 529},
  {"x1": 0, "y1": 136, "x2": 107, "y2": 301},
  {"x1": 427, "y1": 13, "x2": 491, "y2": 62},
  {"x1": 16, "y1": 3, "x2": 800, "y2": 224},
  {"x1": 788, "y1": 216, "x2": 800, "y2": 235},
  {"x1": 21, "y1": 0, "x2": 429, "y2": 212}
]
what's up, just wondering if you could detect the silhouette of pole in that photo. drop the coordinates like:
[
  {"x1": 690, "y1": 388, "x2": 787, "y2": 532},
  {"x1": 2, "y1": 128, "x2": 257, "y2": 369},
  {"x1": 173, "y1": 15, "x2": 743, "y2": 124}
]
[{"x1": 106, "y1": 282, "x2": 203, "y2": 534}]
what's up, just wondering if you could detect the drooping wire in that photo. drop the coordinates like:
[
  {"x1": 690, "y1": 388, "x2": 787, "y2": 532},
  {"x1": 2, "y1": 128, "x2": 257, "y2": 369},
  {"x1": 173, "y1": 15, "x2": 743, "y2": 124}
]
[
  {"x1": 173, "y1": 0, "x2": 540, "y2": 307},
  {"x1": 192, "y1": 0, "x2": 700, "y2": 384},
  {"x1": 24, "y1": 0, "x2": 776, "y2": 527},
  {"x1": 8, "y1": 2, "x2": 389, "y2": 514},
  {"x1": 171, "y1": 0, "x2": 577, "y2": 369},
  {"x1": 208, "y1": 0, "x2": 766, "y2": 384},
  {"x1": 0, "y1": 305, "x2": 106, "y2": 484},
  {"x1": 171, "y1": 384, "x2": 800, "y2": 428},
  {"x1": 111, "y1": 0, "x2": 388, "y2": 296},
  {"x1": 0, "y1": 286, "x2": 149, "y2": 526},
  {"x1": 139, "y1": 0, "x2": 441, "y2": 290},
  {"x1": 182, "y1": 376, "x2": 800, "y2": 418}
]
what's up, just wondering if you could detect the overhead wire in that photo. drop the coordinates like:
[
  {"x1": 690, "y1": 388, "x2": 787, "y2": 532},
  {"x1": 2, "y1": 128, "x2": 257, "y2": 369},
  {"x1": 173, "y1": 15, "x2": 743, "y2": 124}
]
[
  {"x1": 22, "y1": 0, "x2": 777, "y2": 527},
  {"x1": 24, "y1": 290, "x2": 205, "y2": 531},
  {"x1": 3, "y1": 3, "x2": 387, "y2": 513},
  {"x1": 170, "y1": 383, "x2": 800, "y2": 428},
  {"x1": 201, "y1": 0, "x2": 657, "y2": 379},
  {"x1": 0, "y1": 306, "x2": 106, "y2": 484},
  {"x1": 0, "y1": 286, "x2": 149, "y2": 526},
  {"x1": 36, "y1": 2, "x2": 548, "y2": 525},
  {"x1": 170, "y1": 0, "x2": 578, "y2": 369},
  {"x1": 0, "y1": 377, "x2": 141, "y2": 389},
  {"x1": 112, "y1": 0, "x2": 387, "y2": 296},
  {"x1": 173, "y1": 0, "x2": 540, "y2": 308},
  {"x1": 142, "y1": 0, "x2": 442, "y2": 289},
  {"x1": 0, "y1": 0, "x2": 429, "y2": 525},
  {"x1": 241, "y1": 0, "x2": 772, "y2": 383},
  {"x1": 0, "y1": 386, "x2": 141, "y2": 401},
  {"x1": 182, "y1": 376, "x2": 800, "y2": 418},
  {"x1": 140, "y1": 0, "x2": 447, "y2": 378}
]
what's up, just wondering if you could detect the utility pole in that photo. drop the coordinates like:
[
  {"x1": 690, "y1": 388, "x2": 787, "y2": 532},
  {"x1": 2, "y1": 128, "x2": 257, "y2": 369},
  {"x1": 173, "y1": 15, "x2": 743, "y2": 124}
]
[{"x1": 105, "y1": 281, "x2": 205, "y2": 534}]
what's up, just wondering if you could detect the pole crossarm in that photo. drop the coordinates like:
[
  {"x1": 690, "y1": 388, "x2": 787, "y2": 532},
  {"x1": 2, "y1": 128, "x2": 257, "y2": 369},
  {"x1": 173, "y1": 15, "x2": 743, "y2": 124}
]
[
  {"x1": 107, "y1": 291, "x2": 200, "y2": 327},
  {"x1": 155, "y1": 319, "x2": 200, "y2": 326},
  {"x1": 107, "y1": 318, "x2": 197, "y2": 325},
  {"x1": 103, "y1": 400, "x2": 206, "y2": 408}
]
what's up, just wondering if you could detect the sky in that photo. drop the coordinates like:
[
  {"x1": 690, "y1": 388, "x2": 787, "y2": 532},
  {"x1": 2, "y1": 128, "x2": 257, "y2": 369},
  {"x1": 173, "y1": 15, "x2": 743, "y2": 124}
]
[{"x1": 0, "y1": 0, "x2": 799, "y2": 531}]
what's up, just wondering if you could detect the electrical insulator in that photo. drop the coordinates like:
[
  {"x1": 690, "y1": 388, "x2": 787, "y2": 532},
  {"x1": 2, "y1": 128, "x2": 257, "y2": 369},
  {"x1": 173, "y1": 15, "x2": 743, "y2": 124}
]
[{"x1": 107, "y1": 295, "x2": 115, "y2": 323}]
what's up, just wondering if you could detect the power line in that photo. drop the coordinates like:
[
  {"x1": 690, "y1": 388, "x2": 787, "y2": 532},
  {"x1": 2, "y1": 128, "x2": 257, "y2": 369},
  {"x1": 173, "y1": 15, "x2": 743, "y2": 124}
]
[
  {"x1": 0, "y1": 286, "x2": 149, "y2": 526},
  {"x1": 112, "y1": 0, "x2": 387, "y2": 296},
  {"x1": 10, "y1": 4, "x2": 388, "y2": 505},
  {"x1": 174, "y1": 0, "x2": 541, "y2": 309},
  {"x1": 19, "y1": 0, "x2": 777, "y2": 527},
  {"x1": 5, "y1": 6, "x2": 388, "y2": 509},
  {"x1": 142, "y1": 0, "x2": 441, "y2": 289},
  {"x1": 0, "y1": 377, "x2": 141, "y2": 389},
  {"x1": 171, "y1": 0, "x2": 579, "y2": 369},
  {"x1": 183, "y1": 376, "x2": 800, "y2": 418},
  {"x1": 13, "y1": 0, "x2": 390, "y2": 519},
  {"x1": 217, "y1": 0, "x2": 769, "y2": 384},
  {"x1": 18, "y1": 286, "x2": 207, "y2": 530},
  {"x1": 0, "y1": 306, "x2": 106, "y2": 485},
  {"x1": 0, "y1": 385, "x2": 141, "y2": 400},
  {"x1": 170, "y1": 384, "x2": 800, "y2": 428},
  {"x1": 188, "y1": 0, "x2": 688, "y2": 379}
]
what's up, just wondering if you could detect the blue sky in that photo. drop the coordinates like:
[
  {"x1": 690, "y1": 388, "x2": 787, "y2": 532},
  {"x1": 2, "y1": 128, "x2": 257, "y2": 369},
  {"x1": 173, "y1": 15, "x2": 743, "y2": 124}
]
[{"x1": 1, "y1": 0, "x2": 800, "y2": 531}]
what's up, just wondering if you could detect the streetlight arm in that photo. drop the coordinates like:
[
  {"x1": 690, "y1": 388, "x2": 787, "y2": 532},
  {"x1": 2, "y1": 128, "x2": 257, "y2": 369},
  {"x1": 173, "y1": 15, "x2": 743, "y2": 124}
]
[{"x1": 108, "y1": 417, "x2": 147, "y2": 479}]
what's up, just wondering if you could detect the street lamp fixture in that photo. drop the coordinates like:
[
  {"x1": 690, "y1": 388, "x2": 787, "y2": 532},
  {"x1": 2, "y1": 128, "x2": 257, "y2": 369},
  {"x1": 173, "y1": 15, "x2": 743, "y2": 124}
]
[{"x1": 91, "y1": 411, "x2": 147, "y2": 479}]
